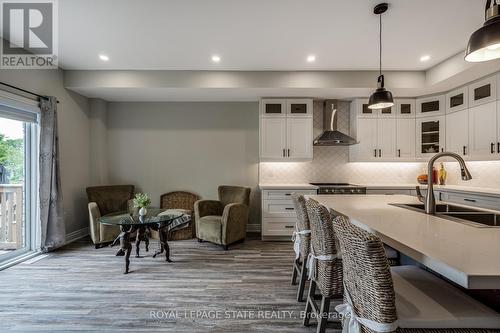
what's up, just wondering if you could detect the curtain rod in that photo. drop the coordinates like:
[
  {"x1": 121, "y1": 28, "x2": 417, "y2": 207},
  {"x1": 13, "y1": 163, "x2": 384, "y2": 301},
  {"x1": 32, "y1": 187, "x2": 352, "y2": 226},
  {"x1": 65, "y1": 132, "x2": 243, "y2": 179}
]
[{"x1": 0, "y1": 81, "x2": 60, "y2": 104}]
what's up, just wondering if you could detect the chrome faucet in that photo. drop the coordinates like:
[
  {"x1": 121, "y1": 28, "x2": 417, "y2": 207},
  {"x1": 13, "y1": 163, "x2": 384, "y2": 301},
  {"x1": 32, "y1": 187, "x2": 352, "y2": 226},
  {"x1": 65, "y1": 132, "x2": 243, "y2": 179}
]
[{"x1": 417, "y1": 152, "x2": 472, "y2": 214}]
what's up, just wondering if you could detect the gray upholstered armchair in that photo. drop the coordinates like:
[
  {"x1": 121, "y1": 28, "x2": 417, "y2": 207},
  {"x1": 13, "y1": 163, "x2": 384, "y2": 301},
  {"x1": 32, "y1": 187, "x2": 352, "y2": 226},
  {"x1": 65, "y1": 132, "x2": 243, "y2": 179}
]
[
  {"x1": 86, "y1": 185, "x2": 135, "y2": 248},
  {"x1": 195, "y1": 186, "x2": 251, "y2": 250}
]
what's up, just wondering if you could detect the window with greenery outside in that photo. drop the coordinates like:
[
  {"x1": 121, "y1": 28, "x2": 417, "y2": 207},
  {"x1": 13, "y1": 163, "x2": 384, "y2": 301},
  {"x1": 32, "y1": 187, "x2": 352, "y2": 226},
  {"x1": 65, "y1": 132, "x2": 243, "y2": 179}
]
[{"x1": 0, "y1": 134, "x2": 24, "y2": 184}]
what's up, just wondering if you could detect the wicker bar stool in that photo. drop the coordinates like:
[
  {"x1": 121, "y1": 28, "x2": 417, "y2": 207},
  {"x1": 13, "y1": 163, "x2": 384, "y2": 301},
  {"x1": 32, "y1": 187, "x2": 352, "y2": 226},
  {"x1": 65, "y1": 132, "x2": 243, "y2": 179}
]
[
  {"x1": 290, "y1": 193, "x2": 312, "y2": 302},
  {"x1": 303, "y1": 198, "x2": 343, "y2": 333},
  {"x1": 332, "y1": 214, "x2": 500, "y2": 333}
]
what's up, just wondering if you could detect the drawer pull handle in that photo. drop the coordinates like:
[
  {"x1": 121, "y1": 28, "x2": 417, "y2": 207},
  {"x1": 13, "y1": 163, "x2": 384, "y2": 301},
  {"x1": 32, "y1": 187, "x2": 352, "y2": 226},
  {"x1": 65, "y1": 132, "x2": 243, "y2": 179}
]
[
  {"x1": 463, "y1": 198, "x2": 476, "y2": 203},
  {"x1": 285, "y1": 226, "x2": 294, "y2": 229},
  {"x1": 285, "y1": 193, "x2": 291, "y2": 196},
  {"x1": 285, "y1": 207, "x2": 295, "y2": 210}
]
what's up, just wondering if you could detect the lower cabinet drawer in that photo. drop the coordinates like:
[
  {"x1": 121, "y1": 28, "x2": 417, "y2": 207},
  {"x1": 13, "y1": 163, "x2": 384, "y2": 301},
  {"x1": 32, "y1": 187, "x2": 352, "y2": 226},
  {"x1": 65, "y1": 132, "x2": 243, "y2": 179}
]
[
  {"x1": 262, "y1": 199, "x2": 297, "y2": 218},
  {"x1": 262, "y1": 219, "x2": 296, "y2": 236},
  {"x1": 262, "y1": 189, "x2": 317, "y2": 201},
  {"x1": 440, "y1": 192, "x2": 500, "y2": 210},
  {"x1": 366, "y1": 189, "x2": 413, "y2": 195}
]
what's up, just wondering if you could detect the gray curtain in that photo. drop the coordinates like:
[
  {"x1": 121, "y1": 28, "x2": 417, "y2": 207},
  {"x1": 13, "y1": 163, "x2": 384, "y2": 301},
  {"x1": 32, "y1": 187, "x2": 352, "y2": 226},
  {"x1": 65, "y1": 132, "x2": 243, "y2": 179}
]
[{"x1": 39, "y1": 96, "x2": 65, "y2": 252}]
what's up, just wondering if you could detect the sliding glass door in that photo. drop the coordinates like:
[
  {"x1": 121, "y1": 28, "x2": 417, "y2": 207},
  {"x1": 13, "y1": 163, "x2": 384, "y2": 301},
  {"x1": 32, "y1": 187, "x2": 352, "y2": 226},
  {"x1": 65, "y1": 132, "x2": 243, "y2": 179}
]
[{"x1": 0, "y1": 93, "x2": 39, "y2": 263}]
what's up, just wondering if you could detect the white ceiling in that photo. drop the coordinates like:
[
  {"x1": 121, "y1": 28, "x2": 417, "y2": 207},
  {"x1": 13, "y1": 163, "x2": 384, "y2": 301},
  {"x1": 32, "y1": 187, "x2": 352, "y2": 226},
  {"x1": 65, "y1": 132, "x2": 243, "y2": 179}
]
[{"x1": 58, "y1": 0, "x2": 484, "y2": 71}]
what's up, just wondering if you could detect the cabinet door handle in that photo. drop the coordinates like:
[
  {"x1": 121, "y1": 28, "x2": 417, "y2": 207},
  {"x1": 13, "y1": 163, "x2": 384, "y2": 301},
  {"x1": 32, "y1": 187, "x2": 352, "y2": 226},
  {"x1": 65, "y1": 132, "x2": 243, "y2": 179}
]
[
  {"x1": 497, "y1": 142, "x2": 500, "y2": 154},
  {"x1": 441, "y1": 148, "x2": 444, "y2": 153},
  {"x1": 374, "y1": 149, "x2": 377, "y2": 157},
  {"x1": 378, "y1": 149, "x2": 382, "y2": 157},
  {"x1": 463, "y1": 146, "x2": 466, "y2": 155},
  {"x1": 491, "y1": 143, "x2": 495, "y2": 154},
  {"x1": 287, "y1": 149, "x2": 290, "y2": 157},
  {"x1": 398, "y1": 149, "x2": 401, "y2": 158},
  {"x1": 283, "y1": 148, "x2": 286, "y2": 157},
  {"x1": 463, "y1": 198, "x2": 476, "y2": 203}
]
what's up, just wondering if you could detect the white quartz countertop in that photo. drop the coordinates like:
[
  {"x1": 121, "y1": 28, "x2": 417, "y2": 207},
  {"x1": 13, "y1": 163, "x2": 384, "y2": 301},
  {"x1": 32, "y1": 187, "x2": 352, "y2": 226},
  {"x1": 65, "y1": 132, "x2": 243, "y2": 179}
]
[
  {"x1": 259, "y1": 183, "x2": 318, "y2": 190},
  {"x1": 310, "y1": 194, "x2": 500, "y2": 289}
]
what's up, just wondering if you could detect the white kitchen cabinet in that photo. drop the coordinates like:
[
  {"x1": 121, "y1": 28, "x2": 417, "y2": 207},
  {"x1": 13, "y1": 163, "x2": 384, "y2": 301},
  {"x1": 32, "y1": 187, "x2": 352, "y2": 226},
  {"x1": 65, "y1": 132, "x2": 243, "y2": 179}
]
[
  {"x1": 259, "y1": 98, "x2": 313, "y2": 162},
  {"x1": 468, "y1": 101, "x2": 498, "y2": 157},
  {"x1": 286, "y1": 99, "x2": 313, "y2": 117},
  {"x1": 469, "y1": 75, "x2": 497, "y2": 108},
  {"x1": 350, "y1": 117, "x2": 398, "y2": 161},
  {"x1": 260, "y1": 99, "x2": 286, "y2": 117},
  {"x1": 416, "y1": 95, "x2": 445, "y2": 117},
  {"x1": 260, "y1": 117, "x2": 287, "y2": 159},
  {"x1": 446, "y1": 86, "x2": 468, "y2": 114},
  {"x1": 351, "y1": 118, "x2": 378, "y2": 161},
  {"x1": 377, "y1": 118, "x2": 397, "y2": 159},
  {"x1": 353, "y1": 98, "x2": 377, "y2": 118},
  {"x1": 286, "y1": 117, "x2": 313, "y2": 159},
  {"x1": 438, "y1": 191, "x2": 500, "y2": 211},
  {"x1": 396, "y1": 118, "x2": 416, "y2": 159},
  {"x1": 261, "y1": 188, "x2": 317, "y2": 240},
  {"x1": 446, "y1": 109, "x2": 469, "y2": 156},
  {"x1": 416, "y1": 116, "x2": 445, "y2": 157},
  {"x1": 395, "y1": 99, "x2": 416, "y2": 118},
  {"x1": 378, "y1": 105, "x2": 395, "y2": 118},
  {"x1": 498, "y1": 100, "x2": 500, "y2": 154}
]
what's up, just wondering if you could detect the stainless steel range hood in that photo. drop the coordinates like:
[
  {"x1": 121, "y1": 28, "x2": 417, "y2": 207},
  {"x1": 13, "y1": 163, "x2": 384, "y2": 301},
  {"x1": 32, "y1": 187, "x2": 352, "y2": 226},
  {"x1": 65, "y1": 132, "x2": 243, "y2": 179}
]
[{"x1": 313, "y1": 100, "x2": 358, "y2": 146}]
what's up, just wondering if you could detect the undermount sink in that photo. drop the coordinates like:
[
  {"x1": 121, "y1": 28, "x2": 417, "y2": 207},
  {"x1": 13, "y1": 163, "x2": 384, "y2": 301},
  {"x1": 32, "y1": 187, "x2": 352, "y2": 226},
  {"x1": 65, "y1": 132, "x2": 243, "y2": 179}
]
[{"x1": 390, "y1": 203, "x2": 500, "y2": 227}]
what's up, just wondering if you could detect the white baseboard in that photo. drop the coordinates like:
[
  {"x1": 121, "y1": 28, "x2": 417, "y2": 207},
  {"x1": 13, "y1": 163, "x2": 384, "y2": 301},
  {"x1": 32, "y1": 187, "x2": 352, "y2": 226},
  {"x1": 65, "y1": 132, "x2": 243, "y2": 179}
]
[
  {"x1": 65, "y1": 227, "x2": 89, "y2": 244},
  {"x1": 246, "y1": 223, "x2": 261, "y2": 233}
]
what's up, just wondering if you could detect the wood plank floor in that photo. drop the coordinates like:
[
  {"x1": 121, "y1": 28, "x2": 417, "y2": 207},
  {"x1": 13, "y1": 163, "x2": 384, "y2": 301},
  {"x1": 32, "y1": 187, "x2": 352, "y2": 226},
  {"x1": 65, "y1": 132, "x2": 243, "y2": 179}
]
[{"x1": 0, "y1": 237, "x2": 325, "y2": 332}]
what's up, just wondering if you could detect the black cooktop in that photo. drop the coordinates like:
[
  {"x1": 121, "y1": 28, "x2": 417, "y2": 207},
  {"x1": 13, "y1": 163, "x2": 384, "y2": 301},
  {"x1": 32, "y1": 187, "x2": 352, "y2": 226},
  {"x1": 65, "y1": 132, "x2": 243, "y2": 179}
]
[{"x1": 310, "y1": 183, "x2": 362, "y2": 187}]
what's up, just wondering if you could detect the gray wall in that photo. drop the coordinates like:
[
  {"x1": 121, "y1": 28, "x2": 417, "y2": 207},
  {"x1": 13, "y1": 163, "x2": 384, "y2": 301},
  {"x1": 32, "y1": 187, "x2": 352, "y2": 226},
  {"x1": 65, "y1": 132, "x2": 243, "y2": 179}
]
[
  {"x1": 0, "y1": 69, "x2": 91, "y2": 234},
  {"x1": 106, "y1": 102, "x2": 261, "y2": 226}
]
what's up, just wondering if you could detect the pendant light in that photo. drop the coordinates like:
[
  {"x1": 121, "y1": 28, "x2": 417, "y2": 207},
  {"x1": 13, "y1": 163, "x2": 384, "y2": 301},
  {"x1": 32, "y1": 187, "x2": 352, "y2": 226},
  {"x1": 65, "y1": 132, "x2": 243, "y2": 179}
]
[
  {"x1": 368, "y1": 3, "x2": 394, "y2": 110},
  {"x1": 465, "y1": 0, "x2": 500, "y2": 62}
]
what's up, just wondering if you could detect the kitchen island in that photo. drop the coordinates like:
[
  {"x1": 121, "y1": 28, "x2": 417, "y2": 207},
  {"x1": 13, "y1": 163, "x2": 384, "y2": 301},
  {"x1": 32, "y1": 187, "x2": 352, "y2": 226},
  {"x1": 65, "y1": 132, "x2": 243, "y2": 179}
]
[{"x1": 310, "y1": 194, "x2": 500, "y2": 290}]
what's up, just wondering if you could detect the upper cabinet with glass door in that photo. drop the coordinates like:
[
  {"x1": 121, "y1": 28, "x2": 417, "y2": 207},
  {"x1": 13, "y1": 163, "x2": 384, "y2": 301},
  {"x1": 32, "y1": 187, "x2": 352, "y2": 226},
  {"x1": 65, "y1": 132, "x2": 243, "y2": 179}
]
[
  {"x1": 286, "y1": 99, "x2": 313, "y2": 117},
  {"x1": 354, "y1": 98, "x2": 376, "y2": 118},
  {"x1": 395, "y1": 99, "x2": 415, "y2": 118},
  {"x1": 260, "y1": 99, "x2": 286, "y2": 117},
  {"x1": 416, "y1": 94, "x2": 445, "y2": 117},
  {"x1": 469, "y1": 75, "x2": 497, "y2": 108},
  {"x1": 446, "y1": 86, "x2": 469, "y2": 114}
]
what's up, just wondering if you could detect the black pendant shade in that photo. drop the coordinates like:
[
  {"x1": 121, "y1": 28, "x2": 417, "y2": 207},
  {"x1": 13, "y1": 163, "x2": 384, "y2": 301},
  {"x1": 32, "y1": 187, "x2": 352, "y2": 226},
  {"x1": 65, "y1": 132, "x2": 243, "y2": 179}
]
[
  {"x1": 368, "y1": 3, "x2": 394, "y2": 110},
  {"x1": 368, "y1": 74, "x2": 394, "y2": 110},
  {"x1": 465, "y1": 1, "x2": 500, "y2": 62}
]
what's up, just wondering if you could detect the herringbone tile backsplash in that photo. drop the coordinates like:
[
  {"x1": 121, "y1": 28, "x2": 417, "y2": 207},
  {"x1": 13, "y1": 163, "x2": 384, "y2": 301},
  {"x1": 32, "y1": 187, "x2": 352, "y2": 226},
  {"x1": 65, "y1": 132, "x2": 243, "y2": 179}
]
[{"x1": 259, "y1": 100, "x2": 500, "y2": 189}]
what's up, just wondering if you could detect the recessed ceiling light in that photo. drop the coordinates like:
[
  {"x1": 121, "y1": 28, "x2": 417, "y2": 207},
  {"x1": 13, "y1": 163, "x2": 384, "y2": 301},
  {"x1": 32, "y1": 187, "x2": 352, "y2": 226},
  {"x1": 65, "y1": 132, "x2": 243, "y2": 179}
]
[
  {"x1": 307, "y1": 55, "x2": 316, "y2": 62},
  {"x1": 99, "y1": 54, "x2": 109, "y2": 61},
  {"x1": 420, "y1": 55, "x2": 431, "y2": 62},
  {"x1": 211, "y1": 55, "x2": 221, "y2": 63}
]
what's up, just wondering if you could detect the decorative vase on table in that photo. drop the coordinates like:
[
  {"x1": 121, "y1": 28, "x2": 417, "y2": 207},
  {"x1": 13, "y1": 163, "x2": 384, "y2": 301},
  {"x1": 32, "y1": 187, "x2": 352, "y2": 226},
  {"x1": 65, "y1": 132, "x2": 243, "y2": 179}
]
[{"x1": 133, "y1": 193, "x2": 151, "y2": 217}]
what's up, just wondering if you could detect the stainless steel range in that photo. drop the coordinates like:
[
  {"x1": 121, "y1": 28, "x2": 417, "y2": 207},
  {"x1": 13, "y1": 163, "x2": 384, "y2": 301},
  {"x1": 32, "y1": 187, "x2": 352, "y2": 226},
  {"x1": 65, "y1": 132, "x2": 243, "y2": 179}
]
[{"x1": 310, "y1": 183, "x2": 367, "y2": 195}]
